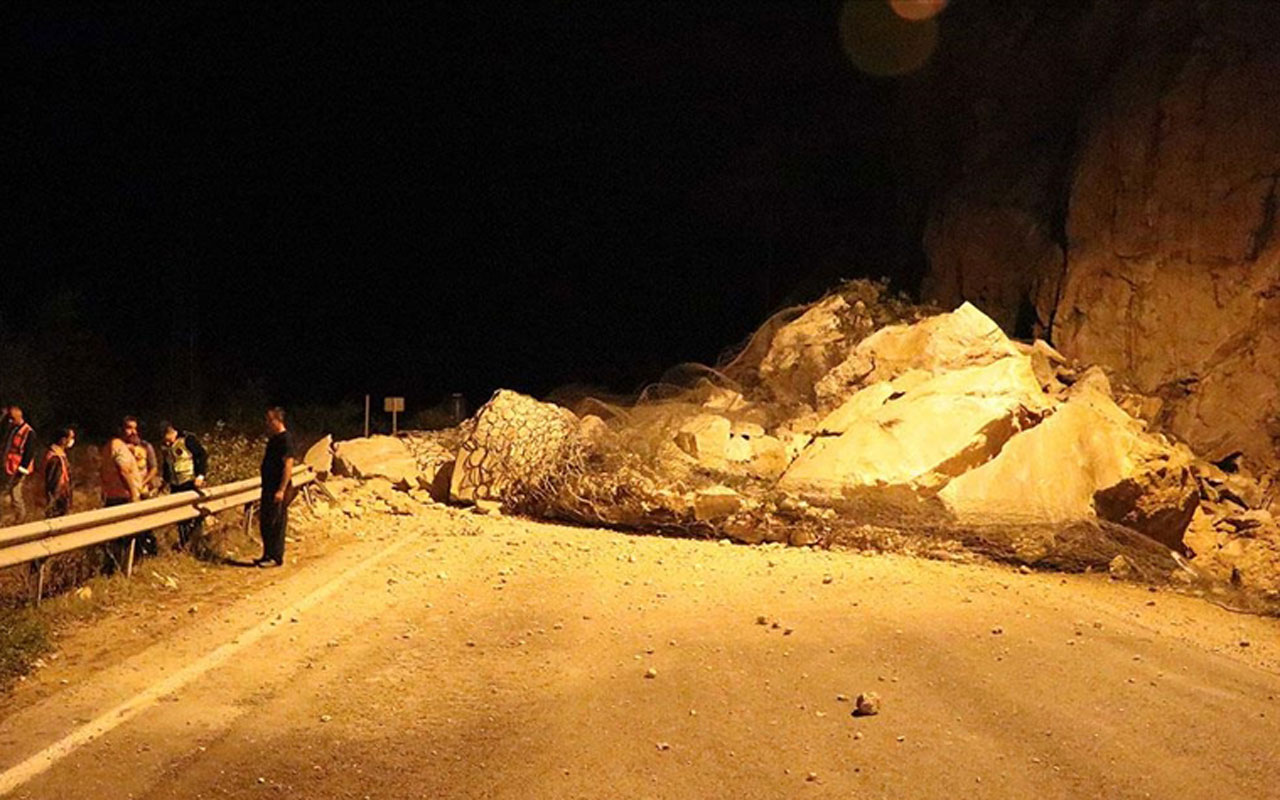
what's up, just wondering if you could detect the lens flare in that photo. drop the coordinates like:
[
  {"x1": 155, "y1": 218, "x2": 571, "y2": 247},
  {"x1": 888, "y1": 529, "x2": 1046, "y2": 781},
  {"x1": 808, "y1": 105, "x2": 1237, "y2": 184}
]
[
  {"x1": 839, "y1": 0, "x2": 939, "y2": 77},
  {"x1": 889, "y1": 0, "x2": 949, "y2": 22}
]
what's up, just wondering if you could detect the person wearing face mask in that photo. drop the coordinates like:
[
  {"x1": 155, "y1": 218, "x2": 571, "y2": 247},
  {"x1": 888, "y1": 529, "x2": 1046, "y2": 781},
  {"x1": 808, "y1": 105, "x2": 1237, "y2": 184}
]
[{"x1": 43, "y1": 427, "x2": 76, "y2": 518}]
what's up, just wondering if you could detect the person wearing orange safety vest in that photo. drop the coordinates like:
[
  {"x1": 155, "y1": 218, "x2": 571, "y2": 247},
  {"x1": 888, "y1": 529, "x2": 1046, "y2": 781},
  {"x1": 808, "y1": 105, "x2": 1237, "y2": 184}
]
[
  {"x1": 42, "y1": 427, "x2": 76, "y2": 518},
  {"x1": 3, "y1": 405, "x2": 37, "y2": 525}
]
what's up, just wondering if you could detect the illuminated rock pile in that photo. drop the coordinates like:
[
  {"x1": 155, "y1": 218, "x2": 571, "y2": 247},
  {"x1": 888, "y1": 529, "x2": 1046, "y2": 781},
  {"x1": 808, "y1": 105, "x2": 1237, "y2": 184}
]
[{"x1": 324, "y1": 281, "x2": 1274, "y2": 592}]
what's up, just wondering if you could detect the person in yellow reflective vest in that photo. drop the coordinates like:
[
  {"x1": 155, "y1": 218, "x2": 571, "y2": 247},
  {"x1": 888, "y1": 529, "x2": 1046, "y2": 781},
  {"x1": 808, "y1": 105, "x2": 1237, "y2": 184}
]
[{"x1": 161, "y1": 422, "x2": 209, "y2": 551}]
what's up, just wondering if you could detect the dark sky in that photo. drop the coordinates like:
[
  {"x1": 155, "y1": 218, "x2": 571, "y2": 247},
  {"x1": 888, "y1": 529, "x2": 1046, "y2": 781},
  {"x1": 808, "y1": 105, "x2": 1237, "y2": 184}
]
[{"x1": 7, "y1": 2, "x2": 922, "y2": 415}]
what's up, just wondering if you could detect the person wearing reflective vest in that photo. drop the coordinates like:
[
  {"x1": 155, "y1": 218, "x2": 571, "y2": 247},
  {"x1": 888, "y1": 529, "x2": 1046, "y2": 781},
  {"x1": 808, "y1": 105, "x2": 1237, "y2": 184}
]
[
  {"x1": 43, "y1": 427, "x2": 76, "y2": 518},
  {"x1": 3, "y1": 405, "x2": 37, "y2": 525},
  {"x1": 161, "y1": 422, "x2": 208, "y2": 550}
]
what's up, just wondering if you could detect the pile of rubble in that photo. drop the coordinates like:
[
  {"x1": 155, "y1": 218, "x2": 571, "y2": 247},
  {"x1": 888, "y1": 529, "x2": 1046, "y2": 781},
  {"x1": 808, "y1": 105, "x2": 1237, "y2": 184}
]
[
  {"x1": 1183, "y1": 460, "x2": 1280, "y2": 593},
  {"x1": 305, "y1": 281, "x2": 1277, "y2": 595}
]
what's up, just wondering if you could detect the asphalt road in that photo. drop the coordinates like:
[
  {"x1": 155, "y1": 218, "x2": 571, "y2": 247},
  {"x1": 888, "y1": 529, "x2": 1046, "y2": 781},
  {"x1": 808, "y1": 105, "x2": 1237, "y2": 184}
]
[{"x1": 0, "y1": 507, "x2": 1277, "y2": 799}]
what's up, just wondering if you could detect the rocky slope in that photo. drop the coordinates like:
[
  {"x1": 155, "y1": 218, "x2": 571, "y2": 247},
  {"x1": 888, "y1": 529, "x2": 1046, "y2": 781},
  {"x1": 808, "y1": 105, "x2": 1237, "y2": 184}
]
[{"x1": 912, "y1": 0, "x2": 1280, "y2": 475}]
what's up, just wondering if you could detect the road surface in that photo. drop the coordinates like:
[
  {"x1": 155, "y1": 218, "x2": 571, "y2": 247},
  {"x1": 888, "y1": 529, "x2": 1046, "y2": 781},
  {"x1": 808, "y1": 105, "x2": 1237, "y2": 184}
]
[{"x1": 0, "y1": 506, "x2": 1276, "y2": 798}]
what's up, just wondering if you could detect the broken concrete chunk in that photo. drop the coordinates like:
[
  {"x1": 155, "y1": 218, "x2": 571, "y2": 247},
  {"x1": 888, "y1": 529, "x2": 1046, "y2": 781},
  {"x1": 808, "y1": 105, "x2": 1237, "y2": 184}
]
[
  {"x1": 303, "y1": 434, "x2": 334, "y2": 476},
  {"x1": 333, "y1": 436, "x2": 420, "y2": 485}
]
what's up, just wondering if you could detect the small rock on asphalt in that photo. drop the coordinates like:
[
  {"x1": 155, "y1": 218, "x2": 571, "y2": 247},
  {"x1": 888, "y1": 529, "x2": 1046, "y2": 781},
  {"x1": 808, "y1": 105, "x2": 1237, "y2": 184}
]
[{"x1": 853, "y1": 692, "x2": 881, "y2": 717}]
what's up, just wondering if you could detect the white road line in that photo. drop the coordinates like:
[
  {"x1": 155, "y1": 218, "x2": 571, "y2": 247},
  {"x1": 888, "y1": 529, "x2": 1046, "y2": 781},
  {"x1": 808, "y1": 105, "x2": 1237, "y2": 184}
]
[{"x1": 0, "y1": 530, "x2": 423, "y2": 797}]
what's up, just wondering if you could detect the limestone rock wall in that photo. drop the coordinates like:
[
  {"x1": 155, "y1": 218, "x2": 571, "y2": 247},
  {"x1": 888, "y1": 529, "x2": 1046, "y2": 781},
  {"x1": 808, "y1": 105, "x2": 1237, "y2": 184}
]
[{"x1": 916, "y1": 0, "x2": 1280, "y2": 472}]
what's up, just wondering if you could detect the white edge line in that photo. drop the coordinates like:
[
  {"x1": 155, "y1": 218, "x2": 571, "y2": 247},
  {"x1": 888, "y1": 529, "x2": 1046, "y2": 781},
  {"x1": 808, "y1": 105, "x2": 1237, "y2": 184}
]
[{"x1": 0, "y1": 530, "x2": 422, "y2": 796}]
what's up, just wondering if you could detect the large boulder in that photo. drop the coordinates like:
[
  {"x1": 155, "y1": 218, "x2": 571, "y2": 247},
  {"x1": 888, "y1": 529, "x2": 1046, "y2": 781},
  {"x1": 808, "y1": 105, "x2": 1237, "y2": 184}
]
[
  {"x1": 757, "y1": 294, "x2": 852, "y2": 406},
  {"x1": 779, "y1": 356, "x2": 1052, "y2": 511},
  {"x1": 815, "y1": 382, "x2": 898, "y2": 435},
  {"x1": 737, "y1": 433, "x2": 790, "y2": 480},
  {"x1": 939, "y1": 384, "x2": 1199, "y2": 549},
  {"x1": 672, "y1": 414, "x2": 732, "y2": 466},
  {"x1": 449, "y1": 389, "x2": 581, "y2": 504},
  {"x1": 814, "y1": 302, "x2": 1023, "y2": 410},
  {"x1": 333, "y1": 436, "x2": 420, "y2": 486},
  {"x1": 670, "y1": 413, "x2": 792, "y2": 480}
]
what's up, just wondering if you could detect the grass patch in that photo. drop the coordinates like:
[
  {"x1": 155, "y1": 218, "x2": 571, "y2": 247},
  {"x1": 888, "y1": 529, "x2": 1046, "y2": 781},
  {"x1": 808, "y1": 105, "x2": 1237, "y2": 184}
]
[
  {"x1": 0, "y1": 565, "x2": 138, "y2": 691},
  {"x1": 0, "y1": 517, "x2": 243, "y2": 692},
  {"x1": 0, "y1": 609, "x2": 50, "y2": 688}
]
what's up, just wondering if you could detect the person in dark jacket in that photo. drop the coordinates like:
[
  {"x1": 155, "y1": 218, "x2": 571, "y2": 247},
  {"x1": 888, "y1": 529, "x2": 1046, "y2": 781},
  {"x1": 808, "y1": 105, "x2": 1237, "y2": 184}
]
[
  {"x1": 160, "y1": 422, "x2": 209, "y2": 550},
  {"x1": 256, "y1": 407, "x2": 294, "y2": 568},
  {"x1": 42, "y1": 426, "x2": 76, "y2": 518},
  {"x1": 2, "y1": 405, "x2": 37, "y2": 525}
]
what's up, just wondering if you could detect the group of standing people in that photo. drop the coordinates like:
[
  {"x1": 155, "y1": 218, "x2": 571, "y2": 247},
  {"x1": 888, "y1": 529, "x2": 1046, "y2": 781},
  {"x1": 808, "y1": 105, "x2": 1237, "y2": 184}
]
[
  {"x1": 99, "y1": 415, "x2": 209, "y2": 553},
  {"x1": 3, "y1": 405, "x2": 78, "y2": 524},
  {"x1": 1, "y1": 404, "x2": 296, "y2": 568}
]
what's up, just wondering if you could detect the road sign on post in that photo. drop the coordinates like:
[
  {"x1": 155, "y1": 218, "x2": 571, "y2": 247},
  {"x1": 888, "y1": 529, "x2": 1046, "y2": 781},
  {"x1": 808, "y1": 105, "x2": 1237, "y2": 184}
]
[{"x1": 384, "y1": 396, "x2": 405, "y2": 435}]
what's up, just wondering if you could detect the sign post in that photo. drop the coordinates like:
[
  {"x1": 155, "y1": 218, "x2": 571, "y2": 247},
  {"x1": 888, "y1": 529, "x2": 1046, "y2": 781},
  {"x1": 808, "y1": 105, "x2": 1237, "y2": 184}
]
[
  {"x1": 384, "y1": 396, "x2": 405, "y2": 435},
  {"x1": 364, "y1": 395, "x2": 371, "y2": 438}
]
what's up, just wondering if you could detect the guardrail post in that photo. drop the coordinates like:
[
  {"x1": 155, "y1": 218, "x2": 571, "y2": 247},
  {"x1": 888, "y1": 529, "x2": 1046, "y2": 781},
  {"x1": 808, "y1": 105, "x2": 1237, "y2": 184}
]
[
  {"x1": 32, "y1": 559, "x2": 46, "y2": 608},
  {"x1": 124, "y1": 538, "x2": 136, "y2": 579},
  {"x1": 242, "y1": 503, "x2": 255, "y2": 538}
]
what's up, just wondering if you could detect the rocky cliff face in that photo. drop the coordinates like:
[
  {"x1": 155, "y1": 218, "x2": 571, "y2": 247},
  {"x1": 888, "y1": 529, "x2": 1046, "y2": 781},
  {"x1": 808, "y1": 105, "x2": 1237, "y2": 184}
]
[{"x1": 915, "y1": 0, "x2": 1280, "y2": 472}]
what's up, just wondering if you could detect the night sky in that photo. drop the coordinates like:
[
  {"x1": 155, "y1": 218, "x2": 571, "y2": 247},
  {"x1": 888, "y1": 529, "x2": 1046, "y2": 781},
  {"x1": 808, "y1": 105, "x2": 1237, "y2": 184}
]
[{"x1": 7, "y1": 2, "x2": 926, "y2": 422}]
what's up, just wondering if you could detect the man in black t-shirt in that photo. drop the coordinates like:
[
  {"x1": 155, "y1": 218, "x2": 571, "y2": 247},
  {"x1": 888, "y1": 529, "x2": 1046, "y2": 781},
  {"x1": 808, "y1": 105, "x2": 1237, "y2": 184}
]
[{"x1": 256, "y1": 407, "x2": 295, "y2": 568}]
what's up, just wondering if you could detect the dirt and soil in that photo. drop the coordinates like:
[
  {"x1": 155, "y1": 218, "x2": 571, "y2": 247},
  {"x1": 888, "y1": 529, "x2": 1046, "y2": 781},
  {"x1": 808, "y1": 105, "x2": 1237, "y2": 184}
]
[{"x1": 0, "y1": 504, "x2": 1277, "y2": 799}]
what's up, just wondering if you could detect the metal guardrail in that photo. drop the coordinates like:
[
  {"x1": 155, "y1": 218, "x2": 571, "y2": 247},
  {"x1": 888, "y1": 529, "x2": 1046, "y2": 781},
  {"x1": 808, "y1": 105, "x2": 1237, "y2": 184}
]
[{"x1": 0, "y1": 465, "x2": 315, "y2": 571}]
